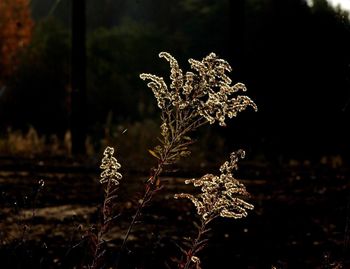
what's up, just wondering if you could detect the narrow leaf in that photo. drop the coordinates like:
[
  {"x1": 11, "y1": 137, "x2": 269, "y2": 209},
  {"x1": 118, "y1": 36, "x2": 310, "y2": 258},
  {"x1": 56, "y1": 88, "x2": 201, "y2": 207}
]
[{"x1": 148, "y1": 149, "x2": 160, "y2": 159}]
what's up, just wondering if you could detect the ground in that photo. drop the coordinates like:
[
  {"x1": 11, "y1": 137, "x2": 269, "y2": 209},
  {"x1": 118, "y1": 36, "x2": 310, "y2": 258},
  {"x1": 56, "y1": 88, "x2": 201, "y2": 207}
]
[{"x1": 0, "y1": 157, "x2": 349, "y2": 268}]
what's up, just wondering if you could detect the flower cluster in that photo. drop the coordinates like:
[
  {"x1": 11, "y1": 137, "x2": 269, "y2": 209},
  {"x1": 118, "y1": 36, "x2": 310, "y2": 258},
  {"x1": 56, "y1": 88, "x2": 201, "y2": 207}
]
[
  {"x1": 100, "y1": 146, "x2": 122, "y2": 185},
  {"x1": 140, "y1": 52, "x2": 257, "y2": 127},
  {"x1": 175, "y1": 150, "x2": 253, "y2": 221}
]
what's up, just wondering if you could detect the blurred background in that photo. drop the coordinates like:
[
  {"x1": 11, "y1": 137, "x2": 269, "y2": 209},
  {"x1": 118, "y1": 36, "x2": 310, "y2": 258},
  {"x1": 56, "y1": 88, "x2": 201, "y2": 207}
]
[{"x1": 0, "y1": 0, "x2": 349, "y2": 166}]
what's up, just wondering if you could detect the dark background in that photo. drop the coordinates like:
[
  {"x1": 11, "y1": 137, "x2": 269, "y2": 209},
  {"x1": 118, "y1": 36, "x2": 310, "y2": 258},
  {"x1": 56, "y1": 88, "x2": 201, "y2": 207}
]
[{"x1": 1, "y1": 0, "x2": 349, "y2": 163}]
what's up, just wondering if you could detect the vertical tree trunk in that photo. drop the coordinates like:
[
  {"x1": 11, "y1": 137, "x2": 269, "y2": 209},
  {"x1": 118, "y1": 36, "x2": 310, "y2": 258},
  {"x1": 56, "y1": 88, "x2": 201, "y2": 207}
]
[{"x1": 71, "y1": 0, "x2": 86, "y2": 155}]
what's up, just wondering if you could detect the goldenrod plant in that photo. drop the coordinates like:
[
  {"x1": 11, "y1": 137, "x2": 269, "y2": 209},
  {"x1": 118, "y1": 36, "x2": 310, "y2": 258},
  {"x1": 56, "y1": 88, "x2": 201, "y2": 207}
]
[
  {"x1": 175, "y1": 150, "x2": 253, "y2": 269},
  {"x1": 116, "y1": 52, "x2": 257, "y2": 266},
  {"x1": 90, "y1": 146, "x2": 122, "y2": 269}
]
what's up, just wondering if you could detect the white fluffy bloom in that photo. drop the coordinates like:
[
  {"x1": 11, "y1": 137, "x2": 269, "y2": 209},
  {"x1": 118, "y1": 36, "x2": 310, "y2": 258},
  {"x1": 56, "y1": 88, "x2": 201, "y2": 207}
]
[
  {"x1": 175, "y1": 150, "x2": 253, "y2": 221},
  {"x1": 140, "y1": 52, "x2": 257, "y2": 126},
  {"x1": 100, "y1": 146, "x2": 122, "y2": 185}
]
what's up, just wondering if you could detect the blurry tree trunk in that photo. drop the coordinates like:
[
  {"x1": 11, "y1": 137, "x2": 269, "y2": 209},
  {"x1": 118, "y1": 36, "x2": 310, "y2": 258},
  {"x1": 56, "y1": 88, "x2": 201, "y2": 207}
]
[
  {"x1": 229, "y1": 0, "x2": 245, "y2": 79},
  {"x1": 71, "y1": 0, "x2": 87, "y2": 155}
]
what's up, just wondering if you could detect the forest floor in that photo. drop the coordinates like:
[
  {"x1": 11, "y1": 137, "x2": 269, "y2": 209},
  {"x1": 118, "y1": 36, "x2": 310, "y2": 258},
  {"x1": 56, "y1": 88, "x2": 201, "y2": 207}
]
[{"x1": 0, "y1": 156, "x2": 349, "y2": 268}]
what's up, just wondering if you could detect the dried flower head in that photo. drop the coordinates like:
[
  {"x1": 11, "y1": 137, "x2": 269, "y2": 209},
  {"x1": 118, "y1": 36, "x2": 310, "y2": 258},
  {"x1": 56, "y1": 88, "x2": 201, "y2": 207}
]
[
  {"x1": 140, "y1": 52, "x2": 257, "y2": 165},
  {"x1": 140, "y1": 52, "x2": 257, "y2": 127},
  {"x1": 191, "y1": 255, "x2": 201, "y2": 268},
  {"x1": 100, "y1": 146, "x2": 122, "y2": 185},
  {"x1": 175, "y1": 150, "x2": 253, "y2": 221}
]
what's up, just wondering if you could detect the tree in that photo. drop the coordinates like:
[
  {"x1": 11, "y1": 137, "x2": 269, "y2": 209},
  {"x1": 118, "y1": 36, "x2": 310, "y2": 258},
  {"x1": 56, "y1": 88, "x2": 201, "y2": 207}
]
[
  {"x1": 0, "y1": 0, "x2": 34, "y2": 81},
  {"x1": 71, "y1": 0, "x2": 87, "y2": 155},
  {"x1": 0, "y1": 19, "x2": 71, "y2": 134}
]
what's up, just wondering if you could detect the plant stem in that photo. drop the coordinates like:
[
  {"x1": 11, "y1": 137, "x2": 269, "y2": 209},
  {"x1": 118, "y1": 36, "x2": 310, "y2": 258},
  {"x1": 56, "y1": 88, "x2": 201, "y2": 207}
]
[
  {"x1": 119, "y1": 185, "x2": 149, "y2": 252},
  {"x1": 91, "y1": 179, "x2": 116, "y2": 269},
  {"x1": 183, "y1": 219, "x2": 207, "y2": 269},
  {"x1": 117, "y1": 109, "x2": 204, "y2": 267},
  {"x1": 116, "y1": 161, "x2": 164, "y2": 267}
]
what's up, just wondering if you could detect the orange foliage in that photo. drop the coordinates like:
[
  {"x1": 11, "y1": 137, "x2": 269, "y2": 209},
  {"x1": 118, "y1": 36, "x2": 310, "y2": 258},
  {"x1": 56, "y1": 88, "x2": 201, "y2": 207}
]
[{"x1": 0, "y1": 0, "x2": 34, "y2": 78}]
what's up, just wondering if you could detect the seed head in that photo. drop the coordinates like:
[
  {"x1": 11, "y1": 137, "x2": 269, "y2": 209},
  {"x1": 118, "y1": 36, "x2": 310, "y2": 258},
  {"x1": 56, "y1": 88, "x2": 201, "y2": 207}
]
[
  {"x1": 175, "y1": 150, "x2": 253, "y2": 221},
  {"x1": 140, "y1": 52, "x2": 257, "y2": 126},
  {"x1": 100, "y1": 146, "x2": 122, "y2": 185}
]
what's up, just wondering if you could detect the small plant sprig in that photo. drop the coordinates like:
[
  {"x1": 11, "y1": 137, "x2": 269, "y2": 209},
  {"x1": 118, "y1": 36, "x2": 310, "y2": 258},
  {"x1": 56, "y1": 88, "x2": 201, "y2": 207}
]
[
  {"x1": 175, "y1": 150, "x2": 253, "y2": 269},
  {"x1": 118, "y1": 52, "x2": 257, "y2": 259},
  {"x1": 90, "y1": 146, "x2": 122, "y2": 269}
]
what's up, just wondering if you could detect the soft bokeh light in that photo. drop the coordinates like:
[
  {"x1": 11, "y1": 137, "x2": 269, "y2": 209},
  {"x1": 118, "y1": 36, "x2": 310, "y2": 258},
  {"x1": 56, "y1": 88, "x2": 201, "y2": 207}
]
[
  {"x1": 307, "y1": 0, "x2": 350, "y2": 11},
  {"x1": 328, "y1": 0, "x2": 350, "y2": 11}
]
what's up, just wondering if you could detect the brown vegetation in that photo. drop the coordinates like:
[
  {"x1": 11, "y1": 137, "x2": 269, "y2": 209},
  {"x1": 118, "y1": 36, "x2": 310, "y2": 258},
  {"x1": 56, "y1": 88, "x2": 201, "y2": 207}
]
[{"x1": 0, "y1": 0, "x2": 34, "y2": 79}]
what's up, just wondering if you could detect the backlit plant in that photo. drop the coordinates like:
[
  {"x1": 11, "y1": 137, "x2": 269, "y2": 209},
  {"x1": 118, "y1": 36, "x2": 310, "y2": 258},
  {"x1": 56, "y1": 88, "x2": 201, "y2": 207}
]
[
  {"x1": 175, "y1": 150, "x2": 253, "y2": 268},
  {"x1": 92, "y1": 52, "x2": 256, "y2": 268},
  {"x1": 118, "y1": 52, "x2": 256, "y2": 263},
  {"x1": 90, "y1": 146, "x2": 122, "y2": 269}
]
